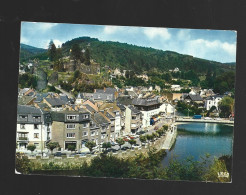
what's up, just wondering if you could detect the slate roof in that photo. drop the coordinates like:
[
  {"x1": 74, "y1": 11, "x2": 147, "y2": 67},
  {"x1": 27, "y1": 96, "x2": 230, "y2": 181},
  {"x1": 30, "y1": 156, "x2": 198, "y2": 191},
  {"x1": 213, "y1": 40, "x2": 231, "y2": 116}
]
[
  {"x1": 36, "y1": 103, "x2": 50, "y2": 110},
  {"x1": 128, "y1": 91, "x2": 138, "y2": 97},
  {"x1": 185, "y1": 94, "x2": 203, "y2": 101},
  {"x1": 93, "y1": 112, "x2": 110, "y2": 125},
  {"x1": 132, "y1": 98, "x2": 160, "y2": 106},
  {"x1": 59, "y1": 95, "x2": 69, "y2": 103},
  {"x1": 35, "y1": 93, "x2": 49, "y2": 102},
  {"x1": 95, "y1": 88, "x2": 117, "y2": 94},
  {"x1": 117, "y1": 104, "x2": 126, "y2": 111},
  {"x1": 18, "y1": 96, "x2": 35, "y2": 105},
  {"x1": 117, "y1": 96, "x2": 133, "y2": 106},
  {"x1": 17, "y1": 105, "x2": 42, "y2": 115},
  {"x1": 45, "y1": 98, "x2": 66, "y2": 107},
  {"x1": 84, "y1": 104, "x2": 97, "y2": 113},
  {"x1": 105, "y1": 111, "x2": 115, "y2": 119},
  {"x1": 206, "y1": 95, "x2": 224, "y2": 100},
  {"x1": 128, "y1": 105, "x2": 141, "y2": 115},
  {"x1": 50, "y1": 112, "x2": 65, "y2": 122}
]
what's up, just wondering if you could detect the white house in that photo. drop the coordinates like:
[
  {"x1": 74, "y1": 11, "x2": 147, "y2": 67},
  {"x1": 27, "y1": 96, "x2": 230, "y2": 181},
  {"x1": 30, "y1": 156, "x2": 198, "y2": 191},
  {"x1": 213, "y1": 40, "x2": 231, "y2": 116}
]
[
  {"x1": 75, "y1": 93, "x2": 83, "y2": 105},
  {"x1": 16, "y1": 105, "x2": 52, "y2": 152},
  {"x1": 171, "y1": 85, "x2": 181, "y2": 91},
  {"x1": 204, "y1": 95, "x2": 223, "y2": 111},
  {"x1": 159, "y1": 103, "x2": 174, "y2": 115},
  {"x1": 132, "y1": 98, "x2": 161, "y2": 128}
]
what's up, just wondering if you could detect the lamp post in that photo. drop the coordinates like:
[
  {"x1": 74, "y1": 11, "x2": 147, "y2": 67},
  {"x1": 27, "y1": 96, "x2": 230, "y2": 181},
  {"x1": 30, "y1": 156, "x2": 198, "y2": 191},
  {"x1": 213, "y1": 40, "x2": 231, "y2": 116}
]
[{"x1": 188, "y1": 108, "x2": 189, "y2": 118}]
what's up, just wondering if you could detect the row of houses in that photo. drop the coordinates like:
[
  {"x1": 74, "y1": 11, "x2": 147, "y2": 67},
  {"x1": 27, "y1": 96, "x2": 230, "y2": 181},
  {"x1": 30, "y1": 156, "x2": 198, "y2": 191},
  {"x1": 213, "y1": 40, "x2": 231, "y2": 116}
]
[{"x1": 16, "y1": 87, "x2": 175, "y2": 152}]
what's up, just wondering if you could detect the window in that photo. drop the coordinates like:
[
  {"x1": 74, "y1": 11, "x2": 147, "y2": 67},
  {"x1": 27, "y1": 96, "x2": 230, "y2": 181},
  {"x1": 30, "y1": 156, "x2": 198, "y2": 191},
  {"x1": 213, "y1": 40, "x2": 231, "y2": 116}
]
[
  {"x1": 34, "y1": 143, "x2": 39, "y2": 147},
  {"x1": 83, "y1": 123, "x2": 89, "y2": 128},
  {"x1": 20, "y1": 124, "x2": 25, "y2": 129},
  {"x1": 67, "y1": 133, "x2": 75, "y2": 138},
  {"x1": 91, "y1": 131, "x2": 95, "y2": 136},
  {"x1": 83, "y1": 131, "x2": 88, "y2": 136},
  {"x1": 66, "y1": 124, "x2": 76, "y2": 129},
  {"x1": 83, "y1": 114, "x2": 89, "y2": 119},
  {"x1": 19, "y1": 115, "x2": 27, "y2": 119},
  {"x1": 34, "y1": 124, "x2": 39, "y2": 129},
  {"x1": 34, "y1": 133, "x2": 39, "y2": 138},
  {"x1": 67, "y1": 115, "x2": 76, "y2": 120}
]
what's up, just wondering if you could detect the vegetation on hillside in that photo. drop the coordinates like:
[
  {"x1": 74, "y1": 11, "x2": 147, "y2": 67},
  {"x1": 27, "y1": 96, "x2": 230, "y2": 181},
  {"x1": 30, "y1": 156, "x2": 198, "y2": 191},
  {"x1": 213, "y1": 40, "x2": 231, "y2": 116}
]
[{"x1": 16, "y1": 149, "x2": 232, "y2": 182}]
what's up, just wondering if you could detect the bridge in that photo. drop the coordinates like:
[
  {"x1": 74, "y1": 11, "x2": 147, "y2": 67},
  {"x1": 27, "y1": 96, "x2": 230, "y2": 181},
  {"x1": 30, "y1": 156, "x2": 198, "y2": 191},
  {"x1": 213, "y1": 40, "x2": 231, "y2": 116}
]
[{"x1": 175, "y1": 117, "x2": 234, "y2": 124}]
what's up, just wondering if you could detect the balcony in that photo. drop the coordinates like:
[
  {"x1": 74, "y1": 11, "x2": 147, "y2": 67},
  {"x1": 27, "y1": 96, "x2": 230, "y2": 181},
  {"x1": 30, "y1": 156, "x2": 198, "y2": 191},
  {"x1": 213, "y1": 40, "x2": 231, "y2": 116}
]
[
  {"x1": 131, "y1": 119, "x2": 140, "y2": 124},
  {"x1": 17, "y1": 137, "x2": 29, "y2": 141}
]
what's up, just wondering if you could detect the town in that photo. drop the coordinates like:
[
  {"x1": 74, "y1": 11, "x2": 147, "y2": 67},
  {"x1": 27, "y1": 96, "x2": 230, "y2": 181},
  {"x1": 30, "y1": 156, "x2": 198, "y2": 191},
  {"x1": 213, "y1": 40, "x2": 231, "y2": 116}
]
[{"x1": 16, "y1": 55, "x2": 234, "y2": 158}]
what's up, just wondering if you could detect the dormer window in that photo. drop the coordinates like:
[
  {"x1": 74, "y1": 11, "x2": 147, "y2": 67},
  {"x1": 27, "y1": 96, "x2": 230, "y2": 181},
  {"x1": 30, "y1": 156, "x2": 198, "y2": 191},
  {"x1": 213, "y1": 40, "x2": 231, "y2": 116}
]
[
  {"x1": 67, "y1": 115, "x2": 76, "y2": 120},
  {"x1": 19, "y1": 115, "x2": 27, "y2": 119},
  {"x1": 83, "y1": 114, "x2": 89, "y2": 119}
]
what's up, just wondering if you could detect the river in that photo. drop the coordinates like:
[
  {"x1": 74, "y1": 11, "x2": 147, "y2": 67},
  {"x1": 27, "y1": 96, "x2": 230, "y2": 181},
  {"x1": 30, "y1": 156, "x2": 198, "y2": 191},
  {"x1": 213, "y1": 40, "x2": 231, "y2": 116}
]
[{"x1": 161, "y1": 122, "x2": 234, "y2": 167}]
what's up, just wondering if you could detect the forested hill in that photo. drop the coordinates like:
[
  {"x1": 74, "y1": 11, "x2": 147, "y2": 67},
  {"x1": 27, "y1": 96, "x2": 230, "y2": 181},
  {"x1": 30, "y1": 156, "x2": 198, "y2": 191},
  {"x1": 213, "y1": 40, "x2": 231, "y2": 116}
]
[
  {"x1": 20, "y1": 43, "x2": 47, "y2": 62},
  {"x1": 61, "y1": 37, "x2": 234, "y2": 74},
  {"x1": 20, "y1": 37, "x2": 235, "y2": 74}
]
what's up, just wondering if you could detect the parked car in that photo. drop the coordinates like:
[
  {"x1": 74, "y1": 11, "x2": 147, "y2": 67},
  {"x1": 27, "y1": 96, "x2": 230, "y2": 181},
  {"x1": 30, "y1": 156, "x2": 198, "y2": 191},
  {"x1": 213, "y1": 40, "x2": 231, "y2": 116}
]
[
  {"x1": 79, "y1": 152, "x2": 90, "y2": 156},
  {"x1": 132, "y1": 144, "x2": 141, "y2": 149},
  {"x1": 54, "y1": 152, "x2": 66, "y2": 157},
  {"x1": 204, "y1": 117, "x2": 212, "y2": 120},
  {"x1": 121, "y1": 146, "x2": 131, "y2": 150},
  {"x1": 136, "y1": 130, "x2": 145, "y2": 135},
  {"x1": 215, "y1": 118, "x2": 222, "y2": 120},
  {"x1": 106, "y1": 148, "x2": 118, "y2": 153}
]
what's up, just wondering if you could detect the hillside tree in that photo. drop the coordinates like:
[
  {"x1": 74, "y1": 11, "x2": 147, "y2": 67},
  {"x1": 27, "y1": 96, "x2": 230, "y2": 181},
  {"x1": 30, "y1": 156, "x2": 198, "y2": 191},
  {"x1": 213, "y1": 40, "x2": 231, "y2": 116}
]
[{"x1": 48, "y1": 40, "x2": 57, "y2": 61}]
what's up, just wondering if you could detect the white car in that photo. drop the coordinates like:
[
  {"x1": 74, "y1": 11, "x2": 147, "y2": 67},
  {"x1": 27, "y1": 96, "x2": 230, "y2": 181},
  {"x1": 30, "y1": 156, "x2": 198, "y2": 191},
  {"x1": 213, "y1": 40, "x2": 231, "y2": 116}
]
[{"x1": 204, "y1": 117, "x2": 212, "y2": 120}]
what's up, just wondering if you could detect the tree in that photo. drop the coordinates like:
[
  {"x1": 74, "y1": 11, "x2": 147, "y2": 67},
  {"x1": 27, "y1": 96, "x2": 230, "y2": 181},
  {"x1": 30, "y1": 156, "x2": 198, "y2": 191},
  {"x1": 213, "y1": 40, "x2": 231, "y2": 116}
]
[
  {"x1": 48, "y1": 40, "x2": 57, "y2": 61},
  {"x1": 67, "y1": 144, "x2": 76, "y2": 152},
  {"x1": 85, "y1": 141, "x2": 96, "y2": 153},
  {"x1": 84, "y1": 48, "x2": 90, "y2": 65},
  {"x1": 102, "y1": 142, "x2": 111, "y2": 151},
  {"x1": 46, "y1": 142, "x2": 60, "y2": 154},
  {"x1": 218, "y1": 96, "x2": 234, "y2": 118},
  {"x1": 146, "y1": 134, "x2": 152, "y2": 143},
  {"x1": 139, "y1": 135, "x2": 147, "y2": 146},
  {"x1": 71, "y1": 43, "x2": 82, "y2": 62},
  {"x1": 128, "y1": 139, "x2": 136, "y2": 149},
  {"x1": 27, "y1": 144, "x2": 36, "y2": 153},
  {"x1": 15, "y1": 154, "x2": 31, "y2": 174},
  {"x1": 116, "y1": 138, "x2": 125, "y2": 149},
  {"x1": 125, "y1": 70, "x2": 130, "y2": 79},
  {"x1": 73, "y1": 70, "x2": 81, "y2": 81}
]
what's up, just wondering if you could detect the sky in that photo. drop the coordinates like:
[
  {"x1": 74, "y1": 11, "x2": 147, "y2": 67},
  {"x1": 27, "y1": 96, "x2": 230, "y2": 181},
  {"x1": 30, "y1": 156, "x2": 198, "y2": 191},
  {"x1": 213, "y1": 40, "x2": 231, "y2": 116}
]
[{"x1": 20, "y1": 22, "x2": 237, "y2": 63}]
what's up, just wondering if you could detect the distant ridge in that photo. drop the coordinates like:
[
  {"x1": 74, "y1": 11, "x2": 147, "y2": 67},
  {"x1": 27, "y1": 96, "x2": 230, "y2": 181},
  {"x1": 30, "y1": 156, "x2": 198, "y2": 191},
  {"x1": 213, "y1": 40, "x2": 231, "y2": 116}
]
[
  {"x1": 20, "y1": 37, "x2": 235, "y2": 74},
  {"x1": 20, "y1": 43, "x2": 47, "y2": 62}
]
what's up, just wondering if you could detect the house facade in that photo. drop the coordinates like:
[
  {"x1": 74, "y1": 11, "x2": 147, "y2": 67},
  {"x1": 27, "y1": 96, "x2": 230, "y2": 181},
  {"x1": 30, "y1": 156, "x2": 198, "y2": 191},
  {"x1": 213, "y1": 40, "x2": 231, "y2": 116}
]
[
  {"x1": 204, "y1": 95, "x2": 223, "y2": 111},
  {"x1": 16, "y1": 105, "x2": 51, "y2": 151},
  {"x1": 51, "y1": 110, "x2": 91, "y2": 151},
  {"x1": 132, "y1": 98, "x2": 161, "y2": 128}
]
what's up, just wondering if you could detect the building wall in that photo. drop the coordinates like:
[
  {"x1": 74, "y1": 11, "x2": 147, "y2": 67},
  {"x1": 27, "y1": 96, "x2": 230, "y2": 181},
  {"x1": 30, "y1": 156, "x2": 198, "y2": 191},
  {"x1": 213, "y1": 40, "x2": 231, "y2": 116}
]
[
  {"x1": 141, "y1": 108, "x2": 160, "y2": 128},
  {"x1": 205, "y1": 98, "x2": 222, "y2": 111},
  {"x1": 124, "y1": 107, "x2": 132, "y2": 135},
  {"x1": 51, "y1": 121, "x2": 65, "y2": 150},
  {"x1": 16, "y1": 123, "x2": 48, "y2": 151}
]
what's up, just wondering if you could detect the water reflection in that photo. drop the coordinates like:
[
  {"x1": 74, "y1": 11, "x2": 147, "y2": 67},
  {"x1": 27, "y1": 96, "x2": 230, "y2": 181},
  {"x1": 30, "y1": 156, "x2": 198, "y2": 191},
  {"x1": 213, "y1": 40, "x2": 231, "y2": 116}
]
[{"x1": 161, "y1": 123, "x2": 233, "y2": 167}]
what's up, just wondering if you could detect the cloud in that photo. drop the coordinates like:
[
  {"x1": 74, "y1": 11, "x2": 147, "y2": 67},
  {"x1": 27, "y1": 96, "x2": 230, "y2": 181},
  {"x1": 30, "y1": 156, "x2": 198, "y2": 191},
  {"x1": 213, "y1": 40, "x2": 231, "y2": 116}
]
[
  {"x1": 53, "y1": 39, "x2": 63, "y2": 48},
  {"x1": 104, "y1": 26, "x2": 123, "y2": 34},
  {"x1": 143, "y1": 27, "x2": 171, "y2": 40},
  {"x1": 20, "y1": 36, "x2": 29, "y2": 44},
  {"x1": 44, "y1": 39, "x2": 63, "y2": 49},
  {"x1": 177, "y1": 29, "x2": 191, "y2": 40}
]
